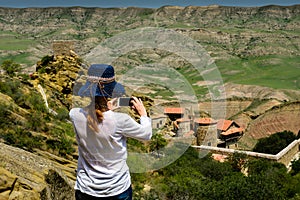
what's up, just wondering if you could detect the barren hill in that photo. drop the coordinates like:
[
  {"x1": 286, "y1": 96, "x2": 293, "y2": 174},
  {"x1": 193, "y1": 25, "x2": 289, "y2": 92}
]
[{"x1": 0, "y1": 5, "x2": 299, "y2": 65}]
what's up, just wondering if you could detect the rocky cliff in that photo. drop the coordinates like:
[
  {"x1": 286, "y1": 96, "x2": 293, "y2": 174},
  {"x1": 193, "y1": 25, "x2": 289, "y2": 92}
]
[{"x1": 30, "y1": 51, "x2": 82, "y2": 109}]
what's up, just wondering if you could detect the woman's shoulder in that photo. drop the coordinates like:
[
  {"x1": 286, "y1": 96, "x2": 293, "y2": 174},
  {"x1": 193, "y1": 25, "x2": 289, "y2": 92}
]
[
  {"x1": 69, "y1": 107, "x2": 80, "y2": 115},
  {"x1": 111, "y1": 110, "x2": 130, "y2": 118},
  {"x1": 69, "y1": 107, "x2": 85, "y2": 119},
  {"x1": 110, "y1": 110, "x2": 132, "y2": 122}
]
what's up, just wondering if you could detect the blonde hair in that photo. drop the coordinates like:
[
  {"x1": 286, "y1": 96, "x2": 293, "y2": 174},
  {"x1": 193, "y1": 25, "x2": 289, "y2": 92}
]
[{"x1": 86, "y1": 97, "x2": 108, "y2": 132}]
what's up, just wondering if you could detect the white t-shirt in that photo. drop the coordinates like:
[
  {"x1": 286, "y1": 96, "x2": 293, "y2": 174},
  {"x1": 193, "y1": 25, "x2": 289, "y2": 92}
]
[{"x1": 69, "y1": 108, "x2": 152, "y2": 197}]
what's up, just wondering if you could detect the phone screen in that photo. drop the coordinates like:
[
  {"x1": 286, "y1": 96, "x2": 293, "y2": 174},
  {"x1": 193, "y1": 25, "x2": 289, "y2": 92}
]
[{"x1": 118, "y1": 97, "x2": 133, "y2": 107}]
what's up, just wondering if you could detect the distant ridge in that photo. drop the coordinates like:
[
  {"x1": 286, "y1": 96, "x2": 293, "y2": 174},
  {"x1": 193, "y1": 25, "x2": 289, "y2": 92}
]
[{"x1": 0, "y1": 3, "x2": 299, "y2": 9}]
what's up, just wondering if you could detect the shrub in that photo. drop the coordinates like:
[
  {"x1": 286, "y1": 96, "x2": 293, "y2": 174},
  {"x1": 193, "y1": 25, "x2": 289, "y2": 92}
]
[
  {"x1": 290, "y1": 159, "x2": 300, "y2": 176},
  {"x1": 46, "y1": 136, "x2": 75, "y2": 157},
  {"x1": 1, "y1": 60, "x2": 21, "y2": 77},
  {"x1": 0, "y1": 77, "x2": 22, "y2": 98},
  {"x1": 25, "y1": 111, "x2": 47, "y2": 132},
  {"x1": 149, "y1": 133, "x2": 167, "y2": 153},
  {"x1": 54, "y1": 108, "x2": 69, "y2": 121},
  {"x1": 0, "y1": 104, "x2": 12, "y2": 128},
  {"x1": 253, "y1": 130, "x2": 297, "y2": 154},
  {"x1": 2, "y1": 128, "x2": 44, "y2": 152},
  {"x1": 40, "y1": 55, "x2": 54, "y2": 66}
]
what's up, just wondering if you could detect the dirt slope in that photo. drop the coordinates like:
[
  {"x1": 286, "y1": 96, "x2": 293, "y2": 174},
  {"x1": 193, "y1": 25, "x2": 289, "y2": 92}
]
[{"x1": 246, "y1": 102, "x2": 300, "y2": 139}]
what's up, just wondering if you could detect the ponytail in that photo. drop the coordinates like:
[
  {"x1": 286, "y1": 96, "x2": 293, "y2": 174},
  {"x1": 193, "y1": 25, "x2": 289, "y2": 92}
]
[{"x1": 87, "y1": 97, "x2": 108, "y2": 132}]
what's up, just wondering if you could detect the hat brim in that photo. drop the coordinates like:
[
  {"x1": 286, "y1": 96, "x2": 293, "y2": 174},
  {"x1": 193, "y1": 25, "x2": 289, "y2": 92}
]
[{"x1": 78, "y1": 80, "x2": 125, "y2": 98}]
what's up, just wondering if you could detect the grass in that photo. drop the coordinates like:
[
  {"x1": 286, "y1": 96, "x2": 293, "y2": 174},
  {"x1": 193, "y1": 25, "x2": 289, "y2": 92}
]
[
  {"x1": 0, "y1": 31, "x2": 37, "y2": 66},
  {"x1": 0, "y1": 33, "x2": 36, "y2": 51},
  {"x1": 176, "y1": 65, "x2": 220, "y2": 98},
  {"x1": 216, "y1": 55, "x2": 300, "y2": 90},
  {"x1": 0, "y1": 52, "x2": 33, "y2": 67}
]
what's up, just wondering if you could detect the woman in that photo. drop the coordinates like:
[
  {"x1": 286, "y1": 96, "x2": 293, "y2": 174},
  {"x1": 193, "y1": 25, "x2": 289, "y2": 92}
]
[{"x1": 69, "y1": 64, "x2": 152, "y2": 199}]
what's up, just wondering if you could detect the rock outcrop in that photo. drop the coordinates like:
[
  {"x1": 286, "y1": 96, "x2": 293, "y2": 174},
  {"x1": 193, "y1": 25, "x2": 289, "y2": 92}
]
[
  {"x1": 0, "y1": 143, "x2": 76, "y2": 200},
  {"x1": 30, "y1": 51, "x2": 83, "y2": 109}
]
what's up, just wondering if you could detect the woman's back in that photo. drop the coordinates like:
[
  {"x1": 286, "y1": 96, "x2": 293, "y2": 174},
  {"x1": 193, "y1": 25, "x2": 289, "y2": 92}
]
[{"x1": 70, "y1": 107, "x2": 152, "y2": 197}]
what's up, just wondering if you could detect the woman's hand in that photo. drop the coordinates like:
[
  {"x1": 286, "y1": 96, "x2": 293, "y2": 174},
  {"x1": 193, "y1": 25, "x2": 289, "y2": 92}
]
[{"x1": 131, "y1": 97, "x2": 147, "y2": 117}]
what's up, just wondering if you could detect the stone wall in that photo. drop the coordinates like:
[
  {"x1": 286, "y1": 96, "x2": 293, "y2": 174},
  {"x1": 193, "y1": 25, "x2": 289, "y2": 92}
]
[
  {"x1": 52, "y1": 41, "x2": 75, "y2": 57},
  {"x1": 277, "y1": 139, "x2": 300, "y2": 166},
  {"x1": 192, "y1": 138, "x2": 300, "y2": 166}
]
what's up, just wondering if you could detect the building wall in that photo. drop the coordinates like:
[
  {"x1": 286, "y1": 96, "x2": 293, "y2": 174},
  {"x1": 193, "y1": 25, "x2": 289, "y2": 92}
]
[
  {"x1": 196, "y1": 124, "x2": 218, "y2": 146},
  {"x1": 177, "y1": 121, "x2": 191, "y2": 137},
  {"x1": 52, "y1": 41, "x2": 74, "y2": 56},
  {"x1": 152, "y1": 117, "x2": 168, "y2": 129}
]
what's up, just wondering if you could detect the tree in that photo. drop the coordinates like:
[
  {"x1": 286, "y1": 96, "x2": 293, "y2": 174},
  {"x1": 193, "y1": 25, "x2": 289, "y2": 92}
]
[
  {"x1": 149, "y1": 133, "x2": 167, "y2": 157},
  {"x1": 228, "y1": 152, "x2": 248, "y2": 172},
  {"x1": 1, "y1": 60, "x2": 22, "y2": 77},
  {"x1": 253, "y1": 130, "x2": 297, "y2": 154},
  {"x1": 290, "y1": 159, "x2": 300, "y2": 176},
  {"x1": 247, "y1": 157, "x2": 286, "y2": 176}
]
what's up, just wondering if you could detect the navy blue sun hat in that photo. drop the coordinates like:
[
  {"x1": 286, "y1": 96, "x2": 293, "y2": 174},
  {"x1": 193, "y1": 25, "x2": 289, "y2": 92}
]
[{"x1": 78, "y1": 64, "x2": 125, "y2": 98}]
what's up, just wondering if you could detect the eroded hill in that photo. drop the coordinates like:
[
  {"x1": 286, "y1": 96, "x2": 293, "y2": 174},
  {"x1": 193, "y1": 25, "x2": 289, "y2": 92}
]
[
  {"x1": 0, "y1": 5, "x2": 299, "y2": 65},
  {"x1": 0, "y1": 4, "x2": 300, "y2": 199}
]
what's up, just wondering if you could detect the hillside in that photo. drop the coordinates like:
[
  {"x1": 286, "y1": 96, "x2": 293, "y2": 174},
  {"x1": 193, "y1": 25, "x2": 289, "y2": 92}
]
[
  {"x1": 0, "y1": 54, "x2": 81, "y2": 199},
  {"x1": 0, "y1": 5, "x2": 299, "y2": 96},
  {"x1": 0, "y1": 5, "x2": 299, "y2": 64},
  {"x1": 0, "y1": 4, "x2": 300, "y2": 199},
  {"x1": 246, "y1": 102, "x2": 300, "y2": 139}
]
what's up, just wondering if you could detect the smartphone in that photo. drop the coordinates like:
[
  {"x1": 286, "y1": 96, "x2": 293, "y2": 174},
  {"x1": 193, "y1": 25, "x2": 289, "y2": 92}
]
[{"x1": 117, "y1": 97, "x2": 134, "y2": 107}]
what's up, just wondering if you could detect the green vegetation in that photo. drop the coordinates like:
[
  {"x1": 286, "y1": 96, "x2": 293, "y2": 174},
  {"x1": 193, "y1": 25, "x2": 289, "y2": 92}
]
[
  {"x1": 176, "y1": 65, "x2": 209, "y2": 98},
  {"x1": 253, "y1": 130, "x2": 299, "y2": 154},
  {"x1": 131, "y1": 148, "x2": 300, "y2": 199},
  {"x1": 0, "y1": 60, "x2": 75, "y2": 157},
  {"x1": 0, "y1": 52, "x2": 33, "y2": 67},
  {"x1": 149, "y1": 133, "x2": 168, "y2": 153},
  {"x1": 0, "y1": 32, "x2": 36, "y2": 65},
  {"x1": 216, "y1": 55, "x2": 300, "y2": 90},
  {"x1": 0, "y1": 33, "x2": 35, "y2": 51},
  {"x1": 127, "y1": 130, "x2": 168, "y2": 154},
  {"x1": 291, "y1": 159, "x2": 300, "y2": 176},
  {"x1": 244, "y1": 98, "x2": 269, "y2": 112},
  {"x1": 1, "y1": 60, "x2": 22, "y2": 77}
]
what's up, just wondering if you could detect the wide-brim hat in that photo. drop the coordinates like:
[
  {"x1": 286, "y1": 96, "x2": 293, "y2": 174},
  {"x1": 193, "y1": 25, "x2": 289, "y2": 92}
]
[{"x1": 78, "y1": 64, "x2": 125, "y2": 98}]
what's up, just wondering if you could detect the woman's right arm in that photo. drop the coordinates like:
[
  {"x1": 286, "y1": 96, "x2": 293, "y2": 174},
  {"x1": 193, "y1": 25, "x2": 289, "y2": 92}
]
[
  {"x1": 130, "y1": 97, "x2": 147, "y2": 117},
  {"x1": 115, "y1": 112, "x2": 152, "y2": 141}
]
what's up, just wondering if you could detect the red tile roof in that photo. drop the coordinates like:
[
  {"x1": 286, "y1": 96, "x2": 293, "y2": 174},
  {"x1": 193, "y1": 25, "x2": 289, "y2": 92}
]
[
  {"x1": 176, "y1": 118, "x2": 190, "y2": 123},
  {"x1": 194, "y1": 118, "x2": 217, "y2": 125},
  {"x1": 221, "y1": 127, "x2": 244, "y2": 136},
  {"x1": 164, "y1": 107, "x2": 184, "y2": 114},
  {"x1": 217, "y1": 119, "x2": 233, "y2": 131}
]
